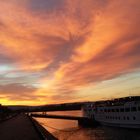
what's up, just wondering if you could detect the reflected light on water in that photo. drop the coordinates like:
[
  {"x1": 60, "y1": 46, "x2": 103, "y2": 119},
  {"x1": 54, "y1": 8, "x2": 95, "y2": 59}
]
[{"x1": 35, "y1": 111, "x2": 140, "y2": 140}]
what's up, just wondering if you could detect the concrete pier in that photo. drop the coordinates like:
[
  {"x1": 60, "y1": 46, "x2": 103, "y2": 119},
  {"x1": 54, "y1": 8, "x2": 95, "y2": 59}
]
[
  {"x1": 31, "y1": 113, "x2": 99, "y2": 127},
  {"x1": 0, "y1": 114, "x2": 57, "y2": 140}
]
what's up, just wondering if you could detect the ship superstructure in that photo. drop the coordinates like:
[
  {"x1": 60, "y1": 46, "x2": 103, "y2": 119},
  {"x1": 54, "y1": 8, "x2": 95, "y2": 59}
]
[{"x1": 82, "y1": 96, "x2": 140, "y2": 128}]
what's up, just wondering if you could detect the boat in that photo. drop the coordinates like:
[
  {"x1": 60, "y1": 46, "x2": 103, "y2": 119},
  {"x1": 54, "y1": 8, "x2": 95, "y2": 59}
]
[{"x1": 82, "y1": 96, "x2": 140, "y2": 128}]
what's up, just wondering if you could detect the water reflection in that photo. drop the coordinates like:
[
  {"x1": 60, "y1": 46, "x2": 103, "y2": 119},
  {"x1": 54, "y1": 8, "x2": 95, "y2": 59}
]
[{"x1": 35, "y1": 111, "x2": 140, "y2": 140}]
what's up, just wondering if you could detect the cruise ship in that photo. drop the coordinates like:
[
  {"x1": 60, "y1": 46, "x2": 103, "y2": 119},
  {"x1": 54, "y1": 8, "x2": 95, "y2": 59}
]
[{"x1": 82, "y1": 96, "x2": 140, "y2": 128}]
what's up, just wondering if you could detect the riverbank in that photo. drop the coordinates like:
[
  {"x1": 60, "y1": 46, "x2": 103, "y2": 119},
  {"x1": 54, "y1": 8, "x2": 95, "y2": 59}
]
[{"x1": 0, "y1": 114, "x2": 57, "y2": 140}]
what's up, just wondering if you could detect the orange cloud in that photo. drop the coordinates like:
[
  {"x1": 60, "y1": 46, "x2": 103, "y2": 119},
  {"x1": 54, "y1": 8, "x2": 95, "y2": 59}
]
[
  {"x1": 72, "y1": 0, "x2": 140, "y2": 62},
  {"x1": 48, "y1": 0, "x2": 140, "y2": 100},
  {"x1": 0, "y1": 0, "x2": 140, "y2": 104}
]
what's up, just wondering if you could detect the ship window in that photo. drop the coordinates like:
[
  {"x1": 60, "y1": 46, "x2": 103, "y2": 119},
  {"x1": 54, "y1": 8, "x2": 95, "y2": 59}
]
[
  {"x1": 104, "y1": 109, "x2": 107, "y2": 112},
  {"x1": 123, "y1": 116, "x2": 126, "y2": 120},
  {"x1": 131, "y1": 107, "x2": 137, "y2": 112},
  {"x1": 108, "y1": 109, "x2": 110, "y2": 112},
  {"x1": 127, "y1": 117, "x2": 129, "y2": 120},
  {"x1": 133, "y1": 116, "x2": 136, "y2": 120},
  {"x1": 112, "y1": 109, "x2": 115, "y2": 112},
  {"x1": 125, "y1": 108, "x2": 130, "y2": 112},
  {"x1": 116, "y1": 109, "x2": 119, "y2": 112},
  {"x1": 120, "y1": 108, "x2": 124, "y2": 112},
  {"x1": 138, "y1": 106, "x2": 140, "y2": 111}
]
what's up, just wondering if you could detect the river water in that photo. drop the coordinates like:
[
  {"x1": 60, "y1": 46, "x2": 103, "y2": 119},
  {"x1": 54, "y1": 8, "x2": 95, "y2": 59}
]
[{"x1": 35, "y1": 111, "x2": 140, "y2": 140}]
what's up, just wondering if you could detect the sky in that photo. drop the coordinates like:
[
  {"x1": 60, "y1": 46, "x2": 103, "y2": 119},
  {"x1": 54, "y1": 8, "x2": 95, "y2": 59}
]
[{"x1": 0, "y1": 0, "x2": 140, "y2": 105}]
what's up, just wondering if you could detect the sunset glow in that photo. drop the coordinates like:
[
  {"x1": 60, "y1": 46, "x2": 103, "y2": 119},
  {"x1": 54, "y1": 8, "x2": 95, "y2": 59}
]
[{"x1": 0, "y1": 0, "x2": 140, "y2": 105}]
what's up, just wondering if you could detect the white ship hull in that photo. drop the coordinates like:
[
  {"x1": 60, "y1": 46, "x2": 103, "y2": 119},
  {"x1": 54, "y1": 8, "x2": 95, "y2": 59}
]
[
  {"x1": 100, "y1": 122, "x2": 140, "y2": 129},
  {"x1": 82, "y1": 96, "x2": 140, "y2": 129}
]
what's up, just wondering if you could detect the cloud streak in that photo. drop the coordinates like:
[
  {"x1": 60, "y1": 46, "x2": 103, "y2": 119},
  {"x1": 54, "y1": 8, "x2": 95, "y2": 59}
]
[{"x1": 0, "y1": 0, "x2": 140, "y2": 104}]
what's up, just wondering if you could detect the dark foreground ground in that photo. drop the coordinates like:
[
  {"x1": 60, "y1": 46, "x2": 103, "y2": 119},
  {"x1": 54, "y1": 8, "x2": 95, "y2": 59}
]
[{"x1": 0, "y1": 114, "x2": 42, "y2": 140}]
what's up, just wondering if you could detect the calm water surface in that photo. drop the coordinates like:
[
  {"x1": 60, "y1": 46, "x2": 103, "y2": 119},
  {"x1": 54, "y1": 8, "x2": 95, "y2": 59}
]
[{"x1": 35, "y1": 111, "x2": 140, "y2": 140}]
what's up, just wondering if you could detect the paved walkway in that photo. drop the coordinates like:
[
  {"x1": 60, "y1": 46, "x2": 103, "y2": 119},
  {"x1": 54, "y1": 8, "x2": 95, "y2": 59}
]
[{"x1": 0, "y1": 114, "x2": 42, "y2": 140}]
